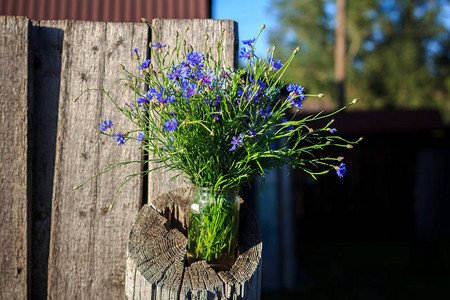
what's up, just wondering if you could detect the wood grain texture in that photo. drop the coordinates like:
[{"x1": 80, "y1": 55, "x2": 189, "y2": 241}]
[
  {"x1": 47, "y1": 20, "x2": 147, "y2": 299},
  {"x1": 126, "y1": 187, "x2": 262, "y2": 299},
  {"x1": 147, "y1": 19, "x2": 239, "y2": 203},
  {"x1": 0, "y1": 15, "x2": 32, "y2": 300},
  {"x1": 30, "y1": 19, "x2": 66, "y2": 299}
]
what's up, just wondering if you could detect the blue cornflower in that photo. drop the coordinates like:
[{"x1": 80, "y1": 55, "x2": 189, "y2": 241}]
[
  {"x1": 258, "y1": 106, "x2": 273, "y2": 118},
  {"x1": 181, "y1": 80, "x2": 198, "y2": 98},
  {"x1": 159, "y1": 95, "x2": 175, "y2": 106},
  {"x1": 113, "y1": 132, "x2": 125, "y2": 145},
  {"x1": 146, "y1": 87, "x2": 158, "y2": 99},
  {"x1": 287, "y1": 83, "x2": 305, "y2": 95},
  {"x1": 330, "y1": 128, "x2": 337, "y2": 134},
  {"x1": 186, "y1": 52, "x2": 204, "y2": 67},
  {"x1": 286, "y1": 83, "x2": 306, "y2": 108},
  {"x1": 239, "y1": 47, "x2": 252, "y2": 60},
  {"x1": 163, "y1": 117, "x2": 178, "y2": 131},
  {"x1": 133, "y1": 48, "x2": 139, "y2": 59},
  {"x1": 230, "y1": 133, "x2": 244, "y2": 151},
  {"x1": 137, "y1": 132, "x2": 145, "y2": 142},
  {"x1": 248, "y1": 129, "x2": 257, "y2": 139},
  {"x1": 199, "y1": 70, "x2": 215, "y2": 86},
  {"x1": 99, "y1": 120, "x2": 113, "y2": 131},
  {"x1": 138, "y1": 59, "x2": 151, "y2": 70},
  {"x1": 335, "y1": 163, "x2": 347, "y2": 178},
  {"x1": 292, "y1": 99, "x2": 303, "y2": 109},
  {"x1": 269, "y1": 58, "x2": 283, "y2": 70},
  {"x1": 242, "y1": 38, "x2": 256, "y2": 46},
  {"x1": 237, "y1": 88, "x2": 250, "y2": 104},
  {"x1": 152, "y1": 42, "x2": 167, "y2": 50},
  {"x1": 137, "y1": 96, "x2": 148, "y2": 104},
  {"x1": 167, "y1": 65, "x2": 189, "y2": 81}
]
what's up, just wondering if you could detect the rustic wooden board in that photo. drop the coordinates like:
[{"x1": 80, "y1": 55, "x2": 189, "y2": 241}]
[
  {"x1": 0, "y1": 15, "x2": 32, "y2": 300},
  {"x1": 30, "y1": 19, "x2": 66, "y2": 299},
  {"x1": 147, "y1": 19, "x2": 239, "y2": 202},
  {"x1": 126, "y1": 187, "x2": 262, "y2": 299},
  {"x1": 47, "y1": 20, "x2": 147, "y2": 299}
]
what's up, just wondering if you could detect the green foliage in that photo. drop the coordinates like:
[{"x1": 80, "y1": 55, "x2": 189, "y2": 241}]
[
  {"x1": 269, "y1": 0, "x2": 450, "y2": 120},
  {"x1": 187, "y1": 187, "x2": 239, "y2": 265}
]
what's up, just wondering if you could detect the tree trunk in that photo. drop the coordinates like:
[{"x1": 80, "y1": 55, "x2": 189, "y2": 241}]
[{"x1": 126, "y1": 187, "x2": 262, "y2": 299}]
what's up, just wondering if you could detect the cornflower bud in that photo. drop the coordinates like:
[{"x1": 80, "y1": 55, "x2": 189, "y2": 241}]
[
  {"x1": 188, "y1": 44, "x2": 193, "y2": 52},
  {"x1": 175, "y1": 31, "x2": 179, "y2": 37},
  {"x1": 119, "y1": 64, "x2": 125, "y2": 70},
  {"x1": 294, "y1": 46, "x2": 300, "y2": 54},
  {"x1": 205, "y1": 34, "x2": 209, "y2": 41},
  {"x1": 261, "y1": 24, "x2": 266, "y2": 30},
  {"x1": 318, "y1": 93, "x2": 325, "y2": 98},
  {"x1": 352, "y1": 98, "x2": 359, "y2": 104},
  {"x1": 346, "y1": 145, "x2": 354, "y2": 149},
  {"x1": 338, "y1": 156, "x2": 344, "y2": 161}
]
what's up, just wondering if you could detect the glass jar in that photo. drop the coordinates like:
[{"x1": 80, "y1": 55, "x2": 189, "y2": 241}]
[{"x1": 186, "y1": 186, "x2": 240, "y2": 271}]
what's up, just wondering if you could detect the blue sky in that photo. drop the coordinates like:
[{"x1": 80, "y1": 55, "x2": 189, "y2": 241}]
[{"x1": 212, "y1": 0, "x2": 276, "y2": 57}]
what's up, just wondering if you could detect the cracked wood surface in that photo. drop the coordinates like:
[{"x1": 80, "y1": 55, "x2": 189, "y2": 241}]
[{"x1": 126, "y1": 187, "x2": 262, "y2": 299}]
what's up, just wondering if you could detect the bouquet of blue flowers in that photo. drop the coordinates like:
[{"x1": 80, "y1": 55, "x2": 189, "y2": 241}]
[{"x1": 75, "y1": 23, "x2": 360, "y2": 268}]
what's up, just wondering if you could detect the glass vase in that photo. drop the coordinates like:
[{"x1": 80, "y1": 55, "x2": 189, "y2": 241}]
[{"x1": 187, "y1": 186, "x2": 240, "y2": 271}]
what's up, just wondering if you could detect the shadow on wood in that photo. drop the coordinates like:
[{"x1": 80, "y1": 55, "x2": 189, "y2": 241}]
[{"x1": 126, "y1": 187, "x2": 262, "y2": 299}]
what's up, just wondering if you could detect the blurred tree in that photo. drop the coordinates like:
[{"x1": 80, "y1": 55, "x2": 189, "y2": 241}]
[{"x1": 268, "y1": 0, "x2": 450, "y2": 120}]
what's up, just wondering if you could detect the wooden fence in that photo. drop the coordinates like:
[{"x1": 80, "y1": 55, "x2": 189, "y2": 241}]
[{"x1": 0, "y1": 16, "x2": 238, "y2": 299}]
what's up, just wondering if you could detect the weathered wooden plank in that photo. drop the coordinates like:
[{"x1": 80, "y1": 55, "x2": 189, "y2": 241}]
[
  {"x1": 29, "y1": 19, "x2": 66, "y2": 299},
  {"x1": 47, "y1": 20, "x2": 147, "y2": 299},
  {"x1": 147, "y1": 19, "x2": 239, "y2": 202},
  {"x1": 0, "y1": 15, "x2": 32, "y2": 300}
]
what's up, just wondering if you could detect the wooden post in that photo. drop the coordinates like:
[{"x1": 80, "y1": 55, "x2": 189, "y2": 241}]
[
  {"x1": 0, "y1": 16, "x2": 32, "y2": 300},
  {"x1": 126, "y1": 188, "x2": 262, "y2": 299},
  {"x1": 47, "y1": 20, "x2": 147, "y2": 299}
]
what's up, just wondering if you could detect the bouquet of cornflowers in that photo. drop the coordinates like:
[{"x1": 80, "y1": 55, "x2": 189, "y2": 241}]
[{"x1": 76, "y1": 24, "x2": 360, "y2": 267}]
